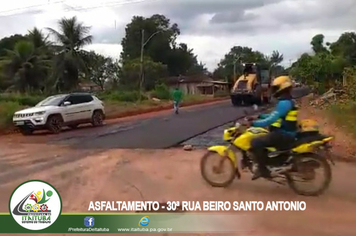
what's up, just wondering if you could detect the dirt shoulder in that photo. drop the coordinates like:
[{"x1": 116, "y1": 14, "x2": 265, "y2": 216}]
[
  {"x1": 1, "y1": 147, "x2": 356, "y2": 236},
  {"x1": 298, "y1": 96, "x2": 356, "y2": 162}
]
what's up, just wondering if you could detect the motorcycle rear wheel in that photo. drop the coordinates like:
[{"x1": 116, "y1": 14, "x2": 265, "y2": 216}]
[
  {"x1": 200, "y1": 151, "x2": 236, "y2": 187},
  {"x1": 286, "y1": 153, "x2": 332, "y2": 196}
]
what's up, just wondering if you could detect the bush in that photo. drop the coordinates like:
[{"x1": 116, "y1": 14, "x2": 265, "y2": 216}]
[
  {"x1": 97, "y1": 90, "x2": 146, "y2": 102},
  {"x1": 0, "y1": 93, "x2": 44, "y2": 106},
  {"x1": 152, "y1": 84, "x2": 171, "y2": 100},
  {"x1": 0, "y1": 101, "x2": 22, "y2": 129}
]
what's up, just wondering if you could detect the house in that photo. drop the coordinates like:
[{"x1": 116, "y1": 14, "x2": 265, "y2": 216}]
[
  {"x1": 197, "y1": 80, "x2": 230, "y2": 95},
  {"x1": 165, "y1": 75, "x2": 230, "y2": 95},
  {"x1": 78, "y1": 81, "x2": 102, "y2": 92}
]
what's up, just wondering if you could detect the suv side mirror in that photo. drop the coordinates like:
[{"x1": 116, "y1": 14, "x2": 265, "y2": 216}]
[{"x1": 63, "y1": 101, "x2": 71, "y2": 106}]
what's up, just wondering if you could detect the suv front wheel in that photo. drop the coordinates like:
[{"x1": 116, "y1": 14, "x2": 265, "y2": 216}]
[
  {"x1": 46, "y1": 115, "x2": 63, "y2": 134},
  {"x1": 91, "y1": 110, "x2": 104, "y2": 127}
]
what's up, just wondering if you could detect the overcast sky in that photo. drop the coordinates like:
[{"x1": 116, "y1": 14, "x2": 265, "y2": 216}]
[{"x1": 1, "y1": 0, "x2": 355, "y2": 71}]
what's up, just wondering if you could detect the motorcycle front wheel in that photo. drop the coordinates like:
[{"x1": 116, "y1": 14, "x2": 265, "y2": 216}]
[
  {"x1": 286, "y1": 153, "x2": 332, "y2": 196},
  {"x1": 200, "y1": 151, "x2": 236, "y2": 187}
]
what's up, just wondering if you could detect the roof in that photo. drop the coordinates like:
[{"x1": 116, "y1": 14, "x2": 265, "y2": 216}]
[
  {"x1": 210, "y1": 80, "x2": 230, "y2": 84},
  {"x1": 197, "y1": 81, "x2": 230, "y2": 87},
  {"x1": 166, "y1": 75, "x2": 213, "y2": 84}
]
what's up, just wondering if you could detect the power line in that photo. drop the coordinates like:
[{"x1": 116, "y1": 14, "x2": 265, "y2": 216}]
[
  {"x1": 60, "y1": 0, "x2": 155, "y2": 12},
  {"x1": 0, "y1": 0, "x2": 64, "y2": 16},
  {"x1": 0, "y1": 0, "x2": 159, "y2": 18},
  {"x1": 61, "y1": 0, "x2": 160, "y2": 13}
]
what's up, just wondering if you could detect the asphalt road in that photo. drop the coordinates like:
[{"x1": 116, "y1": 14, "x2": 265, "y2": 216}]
[
  {"x1": 182, "y1": 86, "x2": 311, "y2": 147},
  {"x1": 15, "y1": 87, "x2": 309, "y2": 150},
  {"x1": 64, "y1": 101, "x2": 263, "y2": 149}
]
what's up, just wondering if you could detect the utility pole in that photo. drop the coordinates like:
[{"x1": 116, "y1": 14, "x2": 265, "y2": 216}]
[
  {"x1": 139, "y1": 29, "x2": 145, "y2": 100},
  {"x1": 139, "y1": 29, "x2": 163, "y2": 99},
  {"x1": 233, "y1": 56, "x2": 241, "y2": 82}
]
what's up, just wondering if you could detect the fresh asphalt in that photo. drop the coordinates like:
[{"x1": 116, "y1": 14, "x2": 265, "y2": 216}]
[
  {"x1": 45, "y1": 87, "x2": 309, "y2": 150},
  {"x1": 67, "y1": 102, "x2": 263, "y2": 149}
]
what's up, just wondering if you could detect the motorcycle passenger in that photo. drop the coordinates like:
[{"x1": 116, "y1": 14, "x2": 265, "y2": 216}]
[{"x1": 249, "y1": 75, "x2": 298, "y2": 180}]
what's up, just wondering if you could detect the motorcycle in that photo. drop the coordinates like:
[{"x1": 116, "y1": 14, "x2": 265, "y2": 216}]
[{"x1": 200, "y1": 106, "x2": 334, "y2": 196}]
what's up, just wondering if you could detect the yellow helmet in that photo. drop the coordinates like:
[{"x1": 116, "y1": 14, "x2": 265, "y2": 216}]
[
  {"x1": 298, "y1": 119, "x2": 319, "y2": 132},
  {"x1": 271, "y1": 76, "x2": 293, "y2": 97}
]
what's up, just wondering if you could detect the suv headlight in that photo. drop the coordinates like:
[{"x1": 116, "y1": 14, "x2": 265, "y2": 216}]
[{"x1": 35, "y1": 111, "x2": 45, "y2": 116}]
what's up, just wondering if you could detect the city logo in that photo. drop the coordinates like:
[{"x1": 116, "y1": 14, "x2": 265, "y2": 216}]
[
  {"x1": 84, "y1": 216, "x2": 95, "y2": 227},
  {"x1": 9, "y1": 180, "x2": 62, "y2": 230},
  {"x1": 138, "y1": 216, "x2": 149, "y2": 227}
]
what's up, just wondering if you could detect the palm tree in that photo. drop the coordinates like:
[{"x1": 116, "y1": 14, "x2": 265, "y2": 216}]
[
  {"x1": 46, "y1": 16, "x2": 92, "y2": 91},
  {"x1": 265, "y1": 50, "x2": 284, "y2": 78},
  {"x1": 0, "y1": 40, "x2": 51, "y2": 92},
  {"x1": 28, "y1": 27, "x2": 54, "y2": 92},
  {"x1": 270, "y1": 50, "x2": 284, "y2": 66},
  {"x1": 28, "y1": 27, "x2": 52, "y2": 49}
]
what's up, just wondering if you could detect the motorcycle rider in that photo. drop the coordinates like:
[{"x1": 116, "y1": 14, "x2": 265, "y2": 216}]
[{"x1": 248, "y1": 75, "x2": 298, "y2": 180}]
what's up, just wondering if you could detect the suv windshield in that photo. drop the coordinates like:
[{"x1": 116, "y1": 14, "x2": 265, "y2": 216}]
[{"x1": 36, "y1": 95, "x2": 66, "y2": 107}]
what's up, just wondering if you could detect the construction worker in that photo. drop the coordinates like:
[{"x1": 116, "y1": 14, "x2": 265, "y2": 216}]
[
  {"x1": 248, "y1": 75, "x2": 298, "y2": 180},
  {"x1": 172, "y1": 85, "x2": 183, "y2": 114}
]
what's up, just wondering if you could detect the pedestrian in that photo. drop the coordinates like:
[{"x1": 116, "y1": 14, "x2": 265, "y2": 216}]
[{"x1": 172, "y1": 85, "x2": 183, "y2": 114}]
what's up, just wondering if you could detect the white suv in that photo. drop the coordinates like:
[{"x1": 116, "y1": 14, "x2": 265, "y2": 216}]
[{"x1": 13, "y1": 93, "x2": 105, "y2": 135}]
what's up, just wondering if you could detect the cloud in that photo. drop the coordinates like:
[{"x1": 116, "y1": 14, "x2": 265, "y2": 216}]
[
  {"x1": 84, "y1": 43, "x2": 122, "y2": 60},
  {"x1": 0, "y1": 0, "x2": 356, "y2": 71},
  {"x1": 210, "y1": 12, "x2": 258, "y2": 24}
]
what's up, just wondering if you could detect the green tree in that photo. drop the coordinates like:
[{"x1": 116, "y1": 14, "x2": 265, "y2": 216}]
[
  {"x1": 120, "y1": 14, "x2": 203, "y2": 77},
  {"x1": 0, "y1": 40, "x2": 51, "y2": 92},
  {"x1": 265, "y1": 50, "x2": 284, "y2": 77},
  {"x1": 213, "y1": 46, "x2": 270, "y2": 83},
  {"x1": 27, "y1": 27, "x2": 52, "y2": 50},
  {"x1": 121, "y1": 14, "x2": 179, "y2": 63},
  {"x1": 329, "y1": 32, "x2": 356, "y2": 66},
  {"x1": 120, "y1": 56, "x2": 168, "y2": 90},
  {"x1": 0, "y1": 34, "x2": 26, "y2": 57},
  {"x1": 105, "y1": 58, "x2": 121, "y2": 89},
  {"x1": 83, "y1": 51, "x2": 120, "y2": 90},
  {"x1": 168, "y1": 43, "x2": 206, "y2": 76},
  {"x1": 83, "y1": 51, "x2": 107, "y2": 90},
  {"x1": 47, "y1": 16, "x2": 92, "y2": 91},
  {"x1": 212, "y1": 66, "x2": 229, "y2": 81},
  {"x1": 289, "y1": 53, "x2": 314, "y2": 84},
  {"x1": 289, "y1": 33, "x2": 352, "y2": 91},
  {"x1": 311, "y1": 34, "x2": 328, "y2": 54}
]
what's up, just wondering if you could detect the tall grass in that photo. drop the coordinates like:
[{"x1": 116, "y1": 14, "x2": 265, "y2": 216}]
[
  {"x1": 151, "y1": 84, "x2": 171, "y2": 100},
  {"x1": 0, "y1": 93, "x2": 44, "y2": 106},
  {"x1": 0, "y1": 101, "x2": 23, "y2": 130}
]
